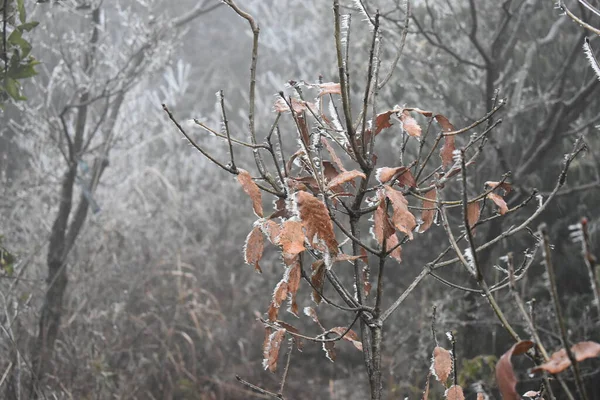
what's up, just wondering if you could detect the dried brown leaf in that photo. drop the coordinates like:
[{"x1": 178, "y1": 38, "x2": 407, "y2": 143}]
[
  {"x1": 445, "y1": 385, "x2": 465, "y2": 400},
  {"x1": 274, "y1": 97, "x2": 316, "y2": 114},
  {"x1": 321, "y1": 137, "x2": 346, "y2": 172},
  {"x1": 440, "y1": 135, "x2": 456, "y2": 169},
  {"x1": 261, "y1": 219, "x2": 282, "y2": 244},
  {"x1": 263, "y1": 329, "x2": 286, "y2": 372},
  {"x1": 432, "y1": 346, "x2": 452, "y2": 384},
  {"x1": 323, "y1": 341, "x2": 336, "y2": 362},
  {"x1": 496, "y1": 340, "x2": 535, "y2": 400},
  {"x1": 531, "y1": 341, "x2": 600, "y2": 374},
  {"x1": 330, "y1": 327, "x2": 363, "y2": 351},
  {"x1": 435, "y1": 114, "x2": 455, "y2": 133},
  {"x1": 400, "y1": 110, "x2": 422, "y2": 137},
  {"x1": 276, "y1": 321, "x2": 303, "y2": 351},
  {"x1": 375, "y1": 110, "x2": 394, "y2": 135},
  {"x1": 327, "y1": 169, "x2": 366, "y2": 190},
  {"x1": 286, "y1": 258, "x2": 302, "y2": 316},
  {"x1": 237, "y1": 169, "x2": 263, "y2": 217},
  {"x1": 375, "y1": 166, "x2": 416, "y2": 187},
  {"x1": 372, "y1": 193, "x2": 402, "y2": 262},
  {"x1": 384, "y1": 186, "x2": 417, "y2": 240},
  {"x1": 467, "y1": 201, "x2": 481, "y2": 231},
  {"x1": 277, "y1": 220, "x2": 306, "y2": 256},
  {"x1": 272, "y1": 280, "x2": 289, "y2": 309},
  {"x1": 296, "y1": 191, "x2": 338, "y2": 256},
  {"x1": 485, "y1": 181, "x2": 513, "y2": 195},
  {"x1": 244, "y1": 226, "x2": 264, "y2": 273},
  {"x1": 487, "y1": 193, "x2": 508, "y2": 215},
  {"x1": 311, "y1": 260, "x2": 326, "y2": 305},
  {"x1": 303, "y1": 306, "x2": 320, "y2": 326},
  {"x1": 419, "y1": 189, "x2": 437, "y2": 233},
  {"x1": 404, "y1": 107, "x2": 433, "y2": 117},
  {"x1": 318, "y1": 82, "x2": 342, "y2": 95}
]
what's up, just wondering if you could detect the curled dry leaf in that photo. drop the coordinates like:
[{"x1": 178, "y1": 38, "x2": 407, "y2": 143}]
[
  {"x1": 296, "y1": 191, "x2": 338, "y2": 257},
  {"x1": 467, "y1": 201, "x2": 481, "y2": 231},
  {"x1": 244, "y1": 226, "x2": 264, "y2": 273},
  {"x1": 496, "y1": 340, "x2": 534, "y2": 400},
  {"x1": 400, "y1": 110, "x2": 422, "y2": 137},
  {"x1": 445, "y1": 385, "x2": 465, "y2": 400},
  {"x1": 311, "y1": 260, "x2": 326, "y2": 305},
  {"x1": 321, "y1": 137, "x2": 346, "y2": 172},
  {"x1": 419, "y1": 189, "x2": 437, "y2": 233},
  {"x1": 404, "y1": 107, "x2": 433, "y2": 117},
  {"x1": 303, "y1": 306, "x2": 321, "y2": 327},
  {"x1": 487, "y1": 193, "x2": 508, "y2": 215},
  {"x1": 263, "y1": 328, "x2": 286, "y2": 372},
  {"x1": 272, "y1": 280, "x2": 289, "y2": 309},
  {"x1": 330, "y1": 327, "x2": 363, "y2": 351},
  {"x1": 485, "y1": 181, "x2": 513, "y2": 195},
  {"x1": 531, "y1": 341, "x2": 600, "y2": 374},
  {"x1": 274, "y1": 97, "x2": 316, "y2": 114},
  {"x1": 286, "y1": 257, "x2": 302, "y2": 316},
  {"x1": 375, "y1": 110, "x2": 395, "y2": 135},
  {"x1": 237, "y1": 169, "x2": 263, "y2": 217},
  {"x1": 260, "y1": 219, "x2": 282, "y2": 244},
  {"x1": 375, "y1": 166, "x2": 416, "y2": 187},
  {"x1": 436, "y1": 115, "x2": 456, "y2": 168},
  {"x1": 327, "y1": 169, "x2": 366, "y2": 190},
  {"x1": 318, "y1": 82, "x2": 342, "y2": 96},
  {"x1": 431, "y1": 346, "x2": 453, "y2": 384},
  {"x1": 384, "y1": 186, "x2": 417, "y2": 240},
  {"x1": 276, "y1": 320, "x2": 303, "y2": 351},
  {"x1": 277, "y1": 220, "x2": 306, "y2": 256},
  {"x1": 323, "y1": 341, "x2": 336, "y2": 362},
  {"x1": 372, "y1": 193, "x2": 402, "y2": 262}
]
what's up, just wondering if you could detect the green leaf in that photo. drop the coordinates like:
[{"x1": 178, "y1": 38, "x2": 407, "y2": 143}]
[
  {"x1": 4, "y1": 78, "x2": 26, "y2": 101},
  {"x1": 17, "y1": 21, "x2": 39, "y2": 32},
  {"x1": 9, "y1": 64, "x2": 37, "y2": 79},
  {"x1": 8, "y1": 30, "x2": 32, "y2": 58},
  {"x1": 17, "y1": 0, "x2": 26, "y2": 24}
]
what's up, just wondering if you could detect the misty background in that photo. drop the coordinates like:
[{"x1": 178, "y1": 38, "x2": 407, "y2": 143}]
[{"x1": 1, "y1": 0, "x2": 600, "y2": 399}]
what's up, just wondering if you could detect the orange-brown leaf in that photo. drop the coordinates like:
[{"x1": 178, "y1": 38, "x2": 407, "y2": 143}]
[
  {"x1": 244, "y1": 226, "x2": 264, "y2": 273},
  {"x1": 272, "y1": 280, "x2": 289, "y2": 309},
  {"x1": 435, "y1": 114, "x2": 455, "y2": 133},
  {"x1": 531, "y1": 341, "x2": 600, "y2": 374},
  {"x1": 404, "y1": 107, "x2": 433, "y2": 117},
  {"x1": 263, "y1": 329, "x2": 286, "y2": 372},
  {"x1": 384, "y1": 186, "x2": 417, "y2": 240},
  {"x1": 323, "y1": 341, "x2": 336, "y2": 362},
  {"x1": 321, "y1": 137, "x2": 346, "y2": 172},
  {"x1": 486, "y1": 181, "x2": 513, "y2": 195},
  {"x1": 487, "y1": 193, "x2": 508, "y2": 215},
  {"x1": 318, "y1": 82, "x2": 342, "y2": 96},
  {"x1": 261, "y1": 219, "x2": 282, "y2": 244},
  {"x1": 432, "y1": 346, "x2": 452, "y2": 384},
  {"x1": 400, "y1": 110, "x2": 422, "y2": 137},
  {"x1": 276, "y1": 321, "x2": 303, "y2": 351},
  {"x1": 419, "y1": 189, "x2": 437, "y2": 233},
  {"x1": 440, "y1": 135, "x2": 456, "y2": 169},
  {"x1": 286, "y1": 258, "x2": 302, "y2": 316},
  {"x1": 330, "y1": 327, "x2": 363, "y2": 351},
  {"x1": 296, "y1": 191, "x2": 338, "y2": 256},
  {"x1": 376, "y1": 166, "x2": 416, "y2": 187},
  {"x1": 304, "y1": 306, "x2": 321, "y2": 326},
  {"x1": 327, "y1": 169, "x2": 366, "y2": 190},
  {"x1": 274, "y1": 97, "x2": 316, "y2": 114},
  {"x1": 467, "y1": 201, "x2": 481, "y2": 231},
  {"x1": 445, "y1": 385, "x2": 465, "y2": 400},
  {"x1": 311, "y1": 260, "x2": 326, "y2": 305},
  {"x1": 277, "y1": 220, "x2": 306, "y2": 256},
  {"x1": 372, "y1": 193, "x2": 402, "y2": 262},
  {"x1": 267, "y1": 303, "x2": 279, "y2": 321},
  {"x1": 375, "y1": 110, "x2": 394, "y2": 135},
  {"x1": 496, "y1": 340, "x2": 535, "y2": 400},
  {"x1": 237, "y1": 169, "x2": 263, "y2": 217}
]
